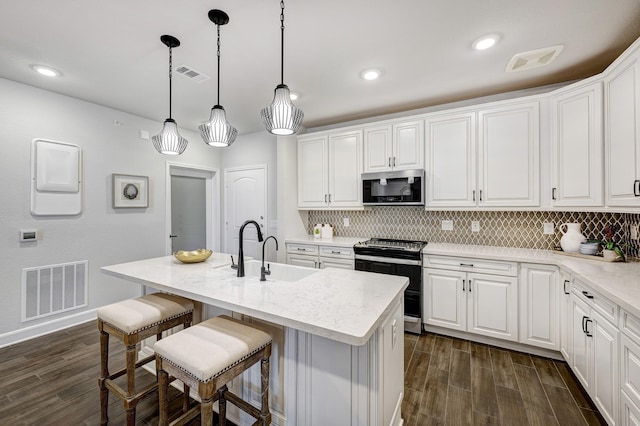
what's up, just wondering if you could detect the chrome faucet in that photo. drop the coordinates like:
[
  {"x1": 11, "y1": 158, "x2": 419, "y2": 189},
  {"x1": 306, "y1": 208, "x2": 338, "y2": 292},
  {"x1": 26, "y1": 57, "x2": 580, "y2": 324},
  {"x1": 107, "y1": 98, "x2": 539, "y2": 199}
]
[
  {"x1": 260, "y1": 236, "x2": 279, "y2": 281},
  {"x1": 237, "y1": 220, "x2": 264, "y2": 277}
]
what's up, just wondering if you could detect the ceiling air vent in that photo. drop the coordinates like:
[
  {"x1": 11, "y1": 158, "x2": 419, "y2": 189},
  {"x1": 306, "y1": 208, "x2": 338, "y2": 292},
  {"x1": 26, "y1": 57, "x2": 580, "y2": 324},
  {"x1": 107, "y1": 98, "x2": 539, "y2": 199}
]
[
  {"x1": 175, "y1": 64, "x2": 210, "y2": 83},
  {"x1": 505, "y1": 45, "x2": 564, "y2": 73}
]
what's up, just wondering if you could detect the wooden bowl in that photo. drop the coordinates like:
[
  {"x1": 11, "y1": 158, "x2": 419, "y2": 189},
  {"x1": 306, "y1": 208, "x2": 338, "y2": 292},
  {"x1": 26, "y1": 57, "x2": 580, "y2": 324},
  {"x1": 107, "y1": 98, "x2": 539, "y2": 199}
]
[{"x1": 174, "y1": 249, "x2": 213, "y2": 264}]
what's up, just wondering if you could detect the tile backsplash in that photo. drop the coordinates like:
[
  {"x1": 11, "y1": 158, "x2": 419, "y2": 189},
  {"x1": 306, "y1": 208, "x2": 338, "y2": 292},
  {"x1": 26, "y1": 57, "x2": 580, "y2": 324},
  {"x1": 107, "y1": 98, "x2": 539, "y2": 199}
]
[{"x1": 308, "y1": 208, "x2": 640, "y2": 259}]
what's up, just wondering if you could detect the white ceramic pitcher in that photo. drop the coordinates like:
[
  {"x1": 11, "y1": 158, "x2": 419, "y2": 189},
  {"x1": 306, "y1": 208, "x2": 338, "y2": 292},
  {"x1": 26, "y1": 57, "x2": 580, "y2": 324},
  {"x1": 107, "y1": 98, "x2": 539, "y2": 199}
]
[{"x1": 559, "y1": 223, "x2": 587, "y2": 253}]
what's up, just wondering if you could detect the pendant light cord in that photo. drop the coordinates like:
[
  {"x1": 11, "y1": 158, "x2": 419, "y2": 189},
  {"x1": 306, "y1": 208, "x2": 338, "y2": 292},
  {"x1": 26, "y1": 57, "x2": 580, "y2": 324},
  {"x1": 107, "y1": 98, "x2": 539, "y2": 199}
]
[
  {"x1": 168, "y1": 46, "x2": 173, "y2": 119},
  {"x1": 217, "y1": 24, "x2": 221, "y2": 106},
  {"x1": 280, "y1": 0, "x2": 285, "y2": 85}
]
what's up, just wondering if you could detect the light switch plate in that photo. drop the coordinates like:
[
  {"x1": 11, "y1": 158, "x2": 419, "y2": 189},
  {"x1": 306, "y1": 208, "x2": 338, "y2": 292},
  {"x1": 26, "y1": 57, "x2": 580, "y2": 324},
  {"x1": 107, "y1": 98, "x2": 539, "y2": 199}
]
[
  {"x1": 343, "y1": 217, "x2": 350, "y2": 227},
  {"x1": 441, "y1": 220, "x2": 454, "y2": 231},
  {"x1": 471, "y1": 221, "x2": 480, "y2": 232},
  {"x1": 543, "y1": 222, "x2": 555, "y2": 235}
]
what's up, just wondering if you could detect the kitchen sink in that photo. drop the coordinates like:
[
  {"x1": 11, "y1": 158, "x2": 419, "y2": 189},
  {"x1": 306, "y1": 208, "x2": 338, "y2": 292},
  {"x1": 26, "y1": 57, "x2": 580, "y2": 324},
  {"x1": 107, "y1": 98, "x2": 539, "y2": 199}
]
[{"x1": 242, "y1": 260, "x2": 317, "y2": 282}]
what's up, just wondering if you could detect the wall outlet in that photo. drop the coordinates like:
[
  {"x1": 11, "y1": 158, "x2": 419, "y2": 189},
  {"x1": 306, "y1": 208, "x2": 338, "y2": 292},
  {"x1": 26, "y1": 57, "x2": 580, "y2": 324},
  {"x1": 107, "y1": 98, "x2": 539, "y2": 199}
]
[
  {"x1": 139, "y1": 130, "x2": 149, "y2": 140},
  {"x1": 471, "y1": 221, "x2": 480, "y2": 232},
  {"x1": 543, "y1": 222, "x2": 555, "y2": 235},
  {"x1": 343, "y1": 217, "x2": 350, "y2": 227},
  {"x1": 631, "y1": 223, "x2": 639, "y2": 240},
  {"x1": 441, "y1": 220, "x2": 454, "y2": 231}
]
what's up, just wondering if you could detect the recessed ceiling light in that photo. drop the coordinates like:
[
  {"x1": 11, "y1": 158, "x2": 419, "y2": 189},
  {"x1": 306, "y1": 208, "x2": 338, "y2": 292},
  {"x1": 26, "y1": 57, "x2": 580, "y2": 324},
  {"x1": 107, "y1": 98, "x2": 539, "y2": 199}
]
[
  {"x1": 30, "y1": 64, "x2": 62, "y2": 77},
  {"x1": 289, "y1": 92, "x2": 300, "y2": 101},
  {"x1": 360, "y1": 68, "x2": 381, "y2": 81},
  {"x1": 472, "y1": 34, "x2": 502, "y2": 51}
]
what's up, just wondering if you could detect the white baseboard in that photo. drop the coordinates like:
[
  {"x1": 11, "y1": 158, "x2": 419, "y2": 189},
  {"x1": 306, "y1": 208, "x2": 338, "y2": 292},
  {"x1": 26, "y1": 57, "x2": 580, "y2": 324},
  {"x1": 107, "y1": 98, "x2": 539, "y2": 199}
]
[{"x1": 0, "y1": 309, "x2": 97, "y2": 349}]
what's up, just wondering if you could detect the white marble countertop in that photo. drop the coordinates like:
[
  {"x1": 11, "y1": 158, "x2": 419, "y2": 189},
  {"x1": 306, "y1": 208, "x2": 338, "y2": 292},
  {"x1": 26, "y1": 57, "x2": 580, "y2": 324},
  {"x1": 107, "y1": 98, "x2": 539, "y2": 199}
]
[
  {"x1": 101, "y1": 251, "x2": 408, "y2": 346},
  {"x1": 424, "y1": 243, "x2": 640, "y2": 320},
  {"x1": 285, "y1": 235, "x2": 367, "y2": 248}
]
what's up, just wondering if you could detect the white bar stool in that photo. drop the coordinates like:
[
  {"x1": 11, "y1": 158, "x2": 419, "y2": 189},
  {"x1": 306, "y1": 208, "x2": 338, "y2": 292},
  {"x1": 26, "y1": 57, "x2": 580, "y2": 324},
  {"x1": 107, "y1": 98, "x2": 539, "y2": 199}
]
[
  {"x1": 97, "y1": 293, "x2": 194, "y2": 425},
  {"x1": 154, "y1": 315, "x2": 272, "y2": 425}
]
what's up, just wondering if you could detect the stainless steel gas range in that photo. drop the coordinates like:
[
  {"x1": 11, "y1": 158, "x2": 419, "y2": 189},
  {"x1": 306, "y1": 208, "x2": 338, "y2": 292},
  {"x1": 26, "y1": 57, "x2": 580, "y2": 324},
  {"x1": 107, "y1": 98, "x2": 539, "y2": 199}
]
[{"x1": 353, "y1": 238, "x2": 427, "y2": 334}]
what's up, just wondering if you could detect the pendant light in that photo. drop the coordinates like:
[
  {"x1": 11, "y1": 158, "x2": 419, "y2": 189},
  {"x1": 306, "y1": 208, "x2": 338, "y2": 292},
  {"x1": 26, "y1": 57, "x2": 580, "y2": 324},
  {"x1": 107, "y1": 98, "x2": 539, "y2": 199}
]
[
  {"x1": 199, "y1": 9, "x2": 237, "y2": 147},
  {"x1": 152, "y1": 35, "x2": 188, "y2": 155},
  {"x1": 260, "y1": 0, "x2": 304, "y2": 135}
]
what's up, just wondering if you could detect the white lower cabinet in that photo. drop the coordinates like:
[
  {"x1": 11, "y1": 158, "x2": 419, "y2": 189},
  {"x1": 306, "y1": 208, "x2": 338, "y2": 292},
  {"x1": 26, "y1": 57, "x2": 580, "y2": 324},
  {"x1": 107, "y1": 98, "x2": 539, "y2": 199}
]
[
  {"x1": 569, "y1": 280, "x2": 619, "y2": 425},
  {"x1": 621, "y1": 310, "x2": 640, "y2": 425},
  {"x1": 519, "y1": 264, "x2": 559, "y2": 350},
  {"x1": 286, "y1": 243, "x2": 354, "y2": 270},
  {"x1": 560, "y1": 272, "x2": 573, "y2": 360},
  {"x1": 424, "y1": 257, "x2": 518, "y2": 342}
]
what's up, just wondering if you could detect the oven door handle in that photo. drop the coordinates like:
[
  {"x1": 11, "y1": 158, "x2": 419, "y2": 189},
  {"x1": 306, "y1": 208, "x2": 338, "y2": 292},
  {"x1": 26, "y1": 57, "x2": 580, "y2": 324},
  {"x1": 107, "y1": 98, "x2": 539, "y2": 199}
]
[{"x1": 354, "y1": 254, "x2": 422, "y2": 266}]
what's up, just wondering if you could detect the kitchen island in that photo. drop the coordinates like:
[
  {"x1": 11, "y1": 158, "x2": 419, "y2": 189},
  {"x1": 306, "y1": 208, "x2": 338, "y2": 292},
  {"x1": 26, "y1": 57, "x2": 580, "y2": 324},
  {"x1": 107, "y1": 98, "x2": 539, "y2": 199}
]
[{"x1": 102, "y1": 252, "x2": 408, "y2": 426}]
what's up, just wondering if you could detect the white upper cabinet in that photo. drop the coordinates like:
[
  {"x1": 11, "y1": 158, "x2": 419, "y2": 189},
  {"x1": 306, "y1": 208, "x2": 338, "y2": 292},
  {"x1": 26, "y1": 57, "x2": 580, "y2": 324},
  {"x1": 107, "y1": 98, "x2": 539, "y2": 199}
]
[
  {"x1": 297, "y1": 135, "x2": 328, "y2": 208},
  {"x1": 297, "y1": 130, "x2": 363, "y2": 209},
  {"x1": 363, "y1": 119, "x2": 423, "y2": 172},
  {"x1": 425, "y1": 111, "x2": 477, "y2": 207},
  {"x1": 328, "y1": 131, "x2": 363, "y2": 207},
  {"x1": 478, "y1": 100, "x2": 540, "y2": 207},
  {"x1": 425, "y1": 99, "x2": 540, "y2": 208},
  {"x1": 605, "y1": 49, "x2": 640, "y2": 206},
  {"x1": 550, "y1": 81, "x2": 604, "y2": 207}
]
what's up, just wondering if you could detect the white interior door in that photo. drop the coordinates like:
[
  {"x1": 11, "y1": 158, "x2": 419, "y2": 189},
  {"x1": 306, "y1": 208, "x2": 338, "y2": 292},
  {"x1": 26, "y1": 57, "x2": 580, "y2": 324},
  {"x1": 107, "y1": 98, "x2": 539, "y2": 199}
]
[{"x1": 224, "y1": 165, "x2": 267, "y2": 260}]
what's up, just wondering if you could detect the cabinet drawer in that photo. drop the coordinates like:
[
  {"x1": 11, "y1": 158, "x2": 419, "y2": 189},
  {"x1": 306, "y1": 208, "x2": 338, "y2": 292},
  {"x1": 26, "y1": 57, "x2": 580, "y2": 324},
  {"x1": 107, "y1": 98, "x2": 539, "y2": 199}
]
[
  {"x1": 424, "y1": 255, "x2": 517, "y2": 277},
  {"x1": 286, "y1": 243, "x2": 319, "y2": 255},
  {"x1": 571, "y1": 279, "x2": 618, "y2": 325},
  {"x1": 319, "y1": 245, "x2": 354, "y2": 259},
  {"x1": 622, "y1": 310, "x2": 640, "y2": 343}
]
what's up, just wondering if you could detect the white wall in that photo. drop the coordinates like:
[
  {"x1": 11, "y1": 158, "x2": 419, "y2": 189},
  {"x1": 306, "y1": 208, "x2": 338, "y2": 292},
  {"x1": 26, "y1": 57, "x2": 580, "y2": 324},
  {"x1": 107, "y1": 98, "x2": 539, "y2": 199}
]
[
  {"x1": 0, "y1": 78, "x2": 222, "y2": 345},
  {"x1": 220, "y1": 130, "x2": 278, "y2": 261},
  {"x1": 276, "y1": 135, "x2": 307, "y2": 263}
]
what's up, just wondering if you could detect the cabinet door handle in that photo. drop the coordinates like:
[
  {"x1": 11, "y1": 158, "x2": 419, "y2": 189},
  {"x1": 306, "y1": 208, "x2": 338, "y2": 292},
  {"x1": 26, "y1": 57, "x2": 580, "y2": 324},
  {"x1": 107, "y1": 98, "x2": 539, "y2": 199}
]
[
  {"x1": 582, "y1": 315, "x2": 588, "y2": 333},
  {"x1": 393, "y1": 157, "x2": 396, "y2": 167},
  {"x1": 462, "y1": 279, "x2": 466, "y2": 292},
  {"x1": 582, "y1": 290, "x2": 594, "y2": 299},
  {"x1": 563, "y1": 279, "x2": 570, "y2": 295},
  {"x1": 552, "y1": 187, "x2": 557, "y2": 200},
  {"x1": 331, "y1": 250, "x2": 341, "y2": 254},
  {"x1": 460, "y1": 263, "x2": 474, "y2": 267},
  {"x1": 468, "y1": 280, "x2": 472, "y2": 292},
  {"x1": 297, "y1": 248, "x2": 305, "y2": 251},
  {"x1": 585, "y1": 318, "x2": 593, "y2": 337},
  {"x1": 472, "y1": 190, "x2": 476, "y2": 202},
  {"x1": 479, "y1": 190, "x2": 483, "y2": 201},
  {"x1": 328, "y1": 194, "x2": 331, "y2": 202},
  {"x1": 635, "y1": 179, "x2": 640, "y2": 196},
  {"x1": 324, "y1": 194, "x2": 327, "y2": 203},
  {"x1": 388, "y1": 157, "x2": 391, "y2": 167}
]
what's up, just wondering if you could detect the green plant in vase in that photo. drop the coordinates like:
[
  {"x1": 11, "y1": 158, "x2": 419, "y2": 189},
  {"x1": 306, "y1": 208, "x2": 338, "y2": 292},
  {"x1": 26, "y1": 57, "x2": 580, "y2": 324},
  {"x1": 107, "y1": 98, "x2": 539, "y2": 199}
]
[{"x1": 600, "y1": 225, "x2": 626, "y2": 261}]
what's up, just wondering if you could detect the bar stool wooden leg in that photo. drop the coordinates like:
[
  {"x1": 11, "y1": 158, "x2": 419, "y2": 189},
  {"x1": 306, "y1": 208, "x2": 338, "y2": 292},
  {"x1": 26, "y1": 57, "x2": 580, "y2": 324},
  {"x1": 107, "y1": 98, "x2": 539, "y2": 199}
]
[
  {"x1": 157, "y1": 366, "x2": 169, "y2": 426},
  {"x1": 182, "y1": 384, "x2": 190, "y2": 413},
  {"x1": 219, "y1": 385, "x2": 228, "y2": 426},
  {"x1": 201, "y1": 397, "x2": 214, "y2": 426},
  {"x1": 260, "y1": 354, "x2": 270, "y2": 425},
  {"x1": 99, "y1": 329, "x2": 109, "y2": 425}
]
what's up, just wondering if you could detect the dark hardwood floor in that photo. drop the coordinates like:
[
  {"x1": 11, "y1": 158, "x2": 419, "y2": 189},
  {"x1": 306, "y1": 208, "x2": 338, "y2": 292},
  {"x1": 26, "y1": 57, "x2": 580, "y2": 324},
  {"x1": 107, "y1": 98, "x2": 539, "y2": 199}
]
[
  {"x1": 0, "y1": 320, "x2": 606, "y2": 425},
  {"x1": 403, "y1": 332, "x2": 607, "y2": 426}
]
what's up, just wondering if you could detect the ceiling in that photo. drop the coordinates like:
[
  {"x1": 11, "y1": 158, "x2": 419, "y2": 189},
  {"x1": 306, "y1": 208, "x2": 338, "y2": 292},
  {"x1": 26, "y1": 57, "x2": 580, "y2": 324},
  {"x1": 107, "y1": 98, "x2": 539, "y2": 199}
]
[{"x1": 3, "y1": 1, "x2": 640, "y2": 135}]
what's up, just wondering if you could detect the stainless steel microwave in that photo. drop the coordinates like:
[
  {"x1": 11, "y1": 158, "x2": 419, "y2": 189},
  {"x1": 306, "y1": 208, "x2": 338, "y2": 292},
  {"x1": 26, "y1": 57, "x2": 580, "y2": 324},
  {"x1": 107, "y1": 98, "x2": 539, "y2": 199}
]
[{"x1": 362, "y1": 169, "x2": 425, "y2": 206}]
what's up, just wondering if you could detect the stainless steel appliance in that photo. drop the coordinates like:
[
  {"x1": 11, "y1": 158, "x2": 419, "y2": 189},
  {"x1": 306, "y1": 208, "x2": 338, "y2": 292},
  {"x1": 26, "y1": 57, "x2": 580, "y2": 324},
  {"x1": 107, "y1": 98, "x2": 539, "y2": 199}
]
[
  {"x1": 353, "y1": 238, "x2": 427, "y2": 334},
  {"x1": 362, "y1": 169, "x2": 425, "y2": 206}
]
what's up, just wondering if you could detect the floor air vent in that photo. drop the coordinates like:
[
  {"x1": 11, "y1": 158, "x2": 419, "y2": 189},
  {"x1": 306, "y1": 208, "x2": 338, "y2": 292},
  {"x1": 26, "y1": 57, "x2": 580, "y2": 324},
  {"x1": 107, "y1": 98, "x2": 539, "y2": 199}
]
[
  {"x1": 506, "y1": 45, "x2": 564, "y2": 73},
  {"x1": 175, "y1": 64, "x2": 210, "y2": 83},
  {"x1": 22, "y1": 261, "x2": 88, "y2": 321}
]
